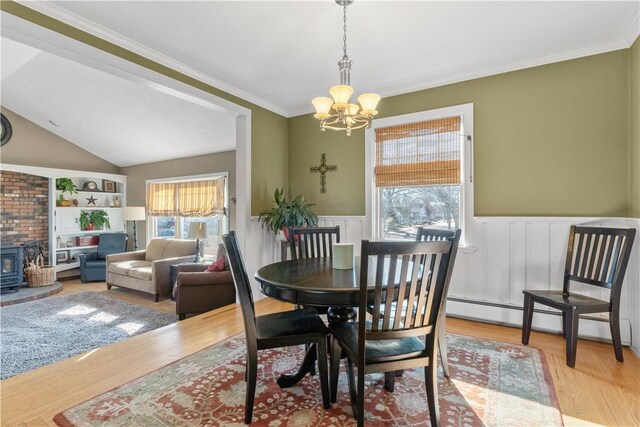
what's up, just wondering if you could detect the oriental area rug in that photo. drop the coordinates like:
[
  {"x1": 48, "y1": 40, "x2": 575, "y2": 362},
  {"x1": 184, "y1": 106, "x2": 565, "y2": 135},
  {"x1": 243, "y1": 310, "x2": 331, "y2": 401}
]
[
  {"x1": 1, "y1": 291, "x2": 176, "y2": 379},
  {"x1": 54, "y1": 333, "x2": 562, "y2": 426}
]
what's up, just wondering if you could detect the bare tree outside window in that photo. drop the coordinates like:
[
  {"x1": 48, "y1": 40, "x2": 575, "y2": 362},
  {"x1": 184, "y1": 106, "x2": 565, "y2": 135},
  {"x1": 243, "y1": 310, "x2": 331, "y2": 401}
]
[{"x1": 380, "y1": 185, "x2": 459, "y2": 240}]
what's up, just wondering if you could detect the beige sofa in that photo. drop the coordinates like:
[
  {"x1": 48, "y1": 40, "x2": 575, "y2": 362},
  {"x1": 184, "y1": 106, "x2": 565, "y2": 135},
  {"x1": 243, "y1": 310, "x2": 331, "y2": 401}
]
[{"x1": 106, "y1": 238, "x2": 196, "y2": 301}]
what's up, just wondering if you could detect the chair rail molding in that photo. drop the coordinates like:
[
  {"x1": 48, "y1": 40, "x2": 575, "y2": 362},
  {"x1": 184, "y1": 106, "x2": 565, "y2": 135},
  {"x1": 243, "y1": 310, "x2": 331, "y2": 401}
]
[{"x1": 248, "y1": 215, "x2": 640, "y2": 355}]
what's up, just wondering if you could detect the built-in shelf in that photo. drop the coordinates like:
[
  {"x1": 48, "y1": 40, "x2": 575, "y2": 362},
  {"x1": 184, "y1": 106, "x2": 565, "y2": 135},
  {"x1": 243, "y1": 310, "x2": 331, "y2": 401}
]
[
  {"x1": 56, "y1": 261, "x2": 80, "y2": 272},
  {"x1": 57, "y1": 229, "x2": 125, "y2": 235},
  {"x1": 53, "y1": 174, "x2": 127, "y2": 274},
  {"x1": 56, "y1": 190, "x2": 123, "y2": 195},
  {"x1": 56, "y1": 206, "x2": 123, "y2": 210},
  {"x1": 56, "y1": 245, "x2": 98, "y2": 252}
]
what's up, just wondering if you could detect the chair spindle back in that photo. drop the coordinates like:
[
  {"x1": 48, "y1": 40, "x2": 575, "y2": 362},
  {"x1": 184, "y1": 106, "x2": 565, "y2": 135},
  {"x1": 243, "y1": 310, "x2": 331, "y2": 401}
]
[
  {"x1": 289, "y1": 226, "x2": 340, "y2": 260},
  {"x1": 361, "y1": 239, "x2": 458, "y2": 342},
  {"x1": 565, "y1": 226, "x2": 636, "y2": 296}
]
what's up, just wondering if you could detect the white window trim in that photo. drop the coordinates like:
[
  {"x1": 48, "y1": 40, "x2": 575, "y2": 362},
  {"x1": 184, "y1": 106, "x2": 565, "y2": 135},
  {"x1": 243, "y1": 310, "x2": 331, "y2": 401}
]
[
  {"x1": 365, "y1": 103, "x2": 475, "y2": 247},
  {"x1": 145, "y1": 172, "x2": 229, "y2": 245}
]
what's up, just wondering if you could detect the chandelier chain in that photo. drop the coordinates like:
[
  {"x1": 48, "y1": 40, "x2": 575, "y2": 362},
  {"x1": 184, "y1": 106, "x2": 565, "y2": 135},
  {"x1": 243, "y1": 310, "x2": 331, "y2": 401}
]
[{"x1": 343, "y1": 3, "x2": 348, "y2": 58}]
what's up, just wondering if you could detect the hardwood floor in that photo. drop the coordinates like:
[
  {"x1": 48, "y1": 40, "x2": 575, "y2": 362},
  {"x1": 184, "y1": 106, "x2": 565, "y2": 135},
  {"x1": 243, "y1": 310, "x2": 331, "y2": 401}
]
[{"x1": 1, "y1": 279, "x2": 638, "y2": 426}]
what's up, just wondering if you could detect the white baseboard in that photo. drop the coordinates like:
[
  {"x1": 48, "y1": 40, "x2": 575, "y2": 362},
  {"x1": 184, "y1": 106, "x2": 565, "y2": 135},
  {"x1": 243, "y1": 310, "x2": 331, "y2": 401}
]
[{"x1": 446, "y1": 298, "x2": 632, "y2": 346}]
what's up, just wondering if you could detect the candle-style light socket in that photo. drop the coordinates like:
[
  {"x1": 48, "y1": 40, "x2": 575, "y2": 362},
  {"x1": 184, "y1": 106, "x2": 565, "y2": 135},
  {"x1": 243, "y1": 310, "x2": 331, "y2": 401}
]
[{"x1": 332, "y1": 243, "x2": 354, "y2": 269}]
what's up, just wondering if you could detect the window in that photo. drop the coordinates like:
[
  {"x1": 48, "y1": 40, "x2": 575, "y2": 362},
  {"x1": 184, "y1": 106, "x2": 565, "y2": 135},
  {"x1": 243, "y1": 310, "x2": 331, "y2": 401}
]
[
  {"x1": 365, "y1": 104, "x2": 474, "y2": 244},
  {"x1": 146, "y1": 174, "x2": 228, "y2": 254}
]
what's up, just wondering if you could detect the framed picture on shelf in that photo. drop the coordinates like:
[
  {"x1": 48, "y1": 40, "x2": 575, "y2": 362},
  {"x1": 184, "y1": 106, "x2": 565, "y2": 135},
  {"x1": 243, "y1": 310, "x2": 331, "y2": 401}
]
[
  {"x1": 102, "y1": 180, "x2": 117, "y2": 193},
  {"x1": 56, "y1": 250, "x2": 69, "y2": 263}
]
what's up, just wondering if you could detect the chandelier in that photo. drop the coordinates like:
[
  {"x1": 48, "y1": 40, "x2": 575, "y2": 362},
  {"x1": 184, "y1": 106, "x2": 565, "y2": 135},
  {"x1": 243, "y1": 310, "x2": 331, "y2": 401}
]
[{"x1": 312, "y1": 0, "x2": 380, "y2": 136}]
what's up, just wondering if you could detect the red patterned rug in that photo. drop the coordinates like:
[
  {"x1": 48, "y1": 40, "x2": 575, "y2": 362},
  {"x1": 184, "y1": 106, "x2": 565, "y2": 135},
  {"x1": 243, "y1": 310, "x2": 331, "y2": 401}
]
[{"x1": 54, "y1": 333, "x2": 562, "y2": 426}]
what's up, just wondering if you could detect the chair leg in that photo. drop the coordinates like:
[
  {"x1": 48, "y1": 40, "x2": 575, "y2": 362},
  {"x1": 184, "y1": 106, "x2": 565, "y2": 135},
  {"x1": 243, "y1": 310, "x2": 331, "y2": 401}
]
[
  {"x1": 330, "y1": 335, "x2": 341, "y2": 403},
  {"x1": 357, "y1": 363, "x2": 365, "y2": 427},
  {"x1": 346, "y1": 359, "x2": 357, "y2": 419},
  {"x1": 244, "y1": 351, "x2": 258, "y2": 424},
  {"x1": 107, "y1": 284, "x2": 112, "y2": 290},
  {"x1": 384, "y1": 371, "x2": 395, "y2": 392},
  {"x1": 438, "y1": 317, "x2": 450, "y2": 379},
  {"x1": 316, "y1": 337, "x2": 330, "y2": 409},
  {"x1": 609, "y1": 310, "x2": 624, "y2": 362},
  {"x1": 521, "y1": 294, "x2": 535, "y2": 345},
  {"x1": 178, "y1": 314, "x2": 186, "y2": 320},
  {"x1": 425, "y1": 359, "x2": 440, "y2": 427},
  {"x1": 565, "y1": 310, "x2": 579, "y2": 368},
  {"x1": 155, "y1": 293, "x2": 160, "y2": 303},
  {"x1": 562, "y1": 311, "x2": 567, "y2": 338}
]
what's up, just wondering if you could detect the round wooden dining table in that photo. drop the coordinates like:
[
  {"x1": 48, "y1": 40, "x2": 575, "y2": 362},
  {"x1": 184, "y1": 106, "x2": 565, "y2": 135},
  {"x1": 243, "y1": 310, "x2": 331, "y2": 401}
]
[
  {"x1": 256, "y1": 257, "x2": 364, "y2": 325},
  {"x1": 255, "y1": 256, "x2": 417, "y2": 388}
]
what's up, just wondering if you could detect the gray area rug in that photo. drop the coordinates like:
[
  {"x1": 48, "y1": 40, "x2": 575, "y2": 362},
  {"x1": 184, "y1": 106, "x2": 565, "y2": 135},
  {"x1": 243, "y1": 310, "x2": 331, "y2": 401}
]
[{"x1": 1, "y1": 291, "x2": 176, "y2": 379}]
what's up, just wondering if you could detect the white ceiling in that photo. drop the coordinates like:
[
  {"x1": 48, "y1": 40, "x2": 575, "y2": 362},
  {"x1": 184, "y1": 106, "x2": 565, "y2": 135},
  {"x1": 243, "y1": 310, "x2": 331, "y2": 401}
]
[
  {"x1": 0, "y1": 36, "x2": 236, "y2": 167},
  {"x1": 0, "y1": 1, "x2": 638, "y2": 168},
  {"x1": 27, "y1": 0, "x2": 640, "y2": 117}
]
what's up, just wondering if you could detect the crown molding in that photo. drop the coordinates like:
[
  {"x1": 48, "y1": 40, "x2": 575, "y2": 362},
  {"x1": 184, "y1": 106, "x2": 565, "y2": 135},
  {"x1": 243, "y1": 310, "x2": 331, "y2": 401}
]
[
  {"x1": 15, "y1": 0, "x2": 291, "y2": 118},
  {"x1": 624, "y1": 13, "x2": 640, "y2": 46},
  {"x1": 15, "y1": 1, "x2": 640, "y2": 120},
  {"x1": 289, "y1": 31, "x2": 635, "y2": 117}
]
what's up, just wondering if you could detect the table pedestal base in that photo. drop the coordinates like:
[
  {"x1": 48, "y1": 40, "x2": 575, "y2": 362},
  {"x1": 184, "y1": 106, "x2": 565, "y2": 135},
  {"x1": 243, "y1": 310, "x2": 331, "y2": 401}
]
[{"x1": 276, "y1": 305, "x2": 356, "y2": 388}]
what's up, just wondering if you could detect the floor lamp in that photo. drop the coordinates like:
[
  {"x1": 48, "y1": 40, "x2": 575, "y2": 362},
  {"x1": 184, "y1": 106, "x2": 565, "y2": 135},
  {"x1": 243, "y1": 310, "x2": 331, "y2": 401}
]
[
  {"x1": 188, "y1": 222, "x2": 207, "y2": 263},
  {"x1": 123, "y1": 206, "x2": 146, "y2": 251}
]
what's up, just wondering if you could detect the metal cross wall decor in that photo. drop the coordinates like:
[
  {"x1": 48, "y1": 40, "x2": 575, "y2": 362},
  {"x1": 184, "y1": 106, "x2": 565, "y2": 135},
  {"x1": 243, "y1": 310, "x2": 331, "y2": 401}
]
[{"x1": 310, "y1": 153, "x2": 337, "y2": 194}]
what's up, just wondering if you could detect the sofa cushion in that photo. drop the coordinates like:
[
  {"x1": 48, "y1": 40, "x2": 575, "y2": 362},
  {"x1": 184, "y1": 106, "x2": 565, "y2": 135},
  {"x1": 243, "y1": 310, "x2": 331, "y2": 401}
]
[
  {"x1": 129, "y1": 266, "x2": 153, "y2": 281},
  {"x1": 163, "y1": 239, "x2": 197, "y2": 259},
  {"x1": 145, "y1": 239, "x2": 172, "y2": 261},
  {"x1": 145, "y1": 238, "x2": 196, "y2": 261},
  {"x1": 108, "y1": 260, "x2": 152, "y2": 276}
]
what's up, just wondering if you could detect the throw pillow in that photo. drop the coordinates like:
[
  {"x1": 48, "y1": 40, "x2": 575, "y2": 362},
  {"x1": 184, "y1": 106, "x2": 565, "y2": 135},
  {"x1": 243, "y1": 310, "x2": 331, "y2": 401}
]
[{"x1": 206, "y1": 255, "x2": 226, "y2": 272}]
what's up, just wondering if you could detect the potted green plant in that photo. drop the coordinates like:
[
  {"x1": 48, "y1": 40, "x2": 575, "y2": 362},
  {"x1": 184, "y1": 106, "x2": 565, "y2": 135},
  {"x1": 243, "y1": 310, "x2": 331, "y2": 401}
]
[
  {"x1": 258, "y1": 188, "x2": 318, "y2": 240},
  {"x1": 56, "y1": 178, "x2": 78, "y2": 207},
  {"x1": 79, "y1": 210, "x2": 111, "y2": 230}
]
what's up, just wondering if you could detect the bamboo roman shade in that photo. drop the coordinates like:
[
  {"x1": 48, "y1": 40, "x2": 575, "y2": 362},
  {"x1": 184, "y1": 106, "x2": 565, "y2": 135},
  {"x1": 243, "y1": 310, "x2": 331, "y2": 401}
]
[
  {"x1": 375, "y1": 116, "x2": 461, "y2": 187},
  {"x1": 146, "y1": 177, "x2": 225, "y2": 217}
]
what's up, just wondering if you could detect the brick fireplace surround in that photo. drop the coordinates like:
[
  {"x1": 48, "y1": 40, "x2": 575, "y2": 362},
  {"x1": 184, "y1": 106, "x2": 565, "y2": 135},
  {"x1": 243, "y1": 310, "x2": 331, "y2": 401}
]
[{"x1": 0, "y1": 171, "x2": 50, "y2": 261}]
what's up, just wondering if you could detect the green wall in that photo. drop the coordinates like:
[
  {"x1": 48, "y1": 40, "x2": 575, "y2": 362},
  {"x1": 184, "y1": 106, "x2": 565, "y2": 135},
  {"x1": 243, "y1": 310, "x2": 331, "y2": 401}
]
[
  {"x1": 630, "y1": 37, "x2": 640, "y2": 218},
  {"x1": 1, "y1": 1, "x2": 288, "y2": 216},
  {"x1": 290, "y1": 50, "x2": 632, "y2": 217}
]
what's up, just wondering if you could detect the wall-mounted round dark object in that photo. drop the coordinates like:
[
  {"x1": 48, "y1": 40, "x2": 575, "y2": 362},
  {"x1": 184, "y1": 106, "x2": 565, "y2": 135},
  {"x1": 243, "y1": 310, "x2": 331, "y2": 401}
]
[
  {"x1": 1, "y1": 113, "x2": 13, "y2": 146},
  {"x1": 83, "y1": 181, "x2": 98, "y2": 191}
]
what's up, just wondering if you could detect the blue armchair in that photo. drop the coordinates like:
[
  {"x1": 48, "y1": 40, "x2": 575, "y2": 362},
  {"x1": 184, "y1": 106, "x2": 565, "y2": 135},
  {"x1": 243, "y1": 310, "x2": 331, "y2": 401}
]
[{"x1": 79, "y1": 233, "x2": 128, "y2": 283}]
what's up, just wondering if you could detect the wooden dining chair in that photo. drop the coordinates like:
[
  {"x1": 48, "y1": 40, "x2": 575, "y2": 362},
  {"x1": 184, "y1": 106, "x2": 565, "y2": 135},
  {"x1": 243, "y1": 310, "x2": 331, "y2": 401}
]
[
  {"x1": 329, "y1": 238, "x2": 459, "y2": 427},
  {"x1": 288, "y1": 226, "x2": 340, "y2": 260},
  {"x1": 416, "y1": 227, "x2": 458, "y2": 379},
  {"x1": 522, "y1": 226, "x2": 636, "y2": 368},
  {"x1": 366, "y1": 227, "x2": 460, "y2": 390},
  {"x1": 223, "y1": 231, "x2": 330, "y2": 424}
]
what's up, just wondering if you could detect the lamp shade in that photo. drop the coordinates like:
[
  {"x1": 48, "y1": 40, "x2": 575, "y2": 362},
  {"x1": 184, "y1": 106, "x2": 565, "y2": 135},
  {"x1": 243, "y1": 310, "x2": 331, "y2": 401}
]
[
  {"x1": 329, "y1": 85, "x2": 353, "y2": 107},
  {"x1": 188, "y1": 222, "x2": 207, "y2": 239},
  {"x1": 358, "y1": 93, "x2": 381, "y2": 115},
  {"x1": 123, "y1": 206, "x2": 146, "y2": 221},
  {"x1": 312, "y1": 97, "x2": 333, "y2": 118}
]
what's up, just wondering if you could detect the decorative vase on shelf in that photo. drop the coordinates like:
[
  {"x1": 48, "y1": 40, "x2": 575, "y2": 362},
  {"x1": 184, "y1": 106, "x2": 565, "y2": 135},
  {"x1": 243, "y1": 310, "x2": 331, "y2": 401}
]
[{"x1": 114, "y1": 196, "x2": 121, "y2": 207}]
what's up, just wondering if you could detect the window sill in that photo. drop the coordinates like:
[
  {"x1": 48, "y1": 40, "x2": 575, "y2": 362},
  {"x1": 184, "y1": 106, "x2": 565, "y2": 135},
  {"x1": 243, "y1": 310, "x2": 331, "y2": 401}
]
[{"x1": 459, "y1": 245, "x2": 477, "y2": 254}]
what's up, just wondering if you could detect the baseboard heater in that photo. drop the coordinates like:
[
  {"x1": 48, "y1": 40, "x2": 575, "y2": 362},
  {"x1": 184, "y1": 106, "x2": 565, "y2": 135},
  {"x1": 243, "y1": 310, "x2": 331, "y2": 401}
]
[{"x1": 445, "y1": 296, "x2": 632, "y2": 347}]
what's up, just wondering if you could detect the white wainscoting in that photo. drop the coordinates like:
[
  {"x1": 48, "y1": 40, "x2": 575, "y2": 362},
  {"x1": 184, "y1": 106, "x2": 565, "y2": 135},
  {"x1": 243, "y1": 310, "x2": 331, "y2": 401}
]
[{"x1": 246, "y1": 216, "x2": 640, "y2": 355}]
